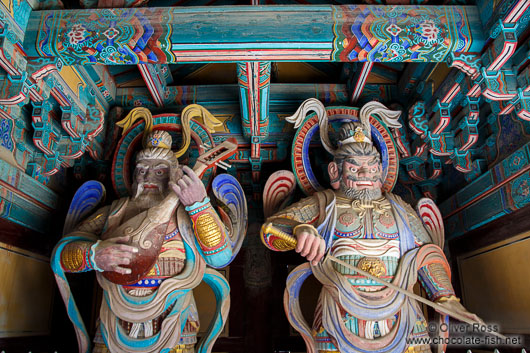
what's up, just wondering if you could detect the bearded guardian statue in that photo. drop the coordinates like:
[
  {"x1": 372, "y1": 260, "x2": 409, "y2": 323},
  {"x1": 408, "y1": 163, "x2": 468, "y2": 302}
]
[
  {"x1": 261, "y1": 99, "x2": 482, "y2": 353},
  {"x1": 51, "y1": 106, "x2": 246, "y2": 353}
]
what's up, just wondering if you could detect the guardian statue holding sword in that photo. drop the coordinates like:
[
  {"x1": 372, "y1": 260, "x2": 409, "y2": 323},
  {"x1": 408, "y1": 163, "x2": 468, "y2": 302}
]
[{"x1": 261, "y1": 99, "x2": 496, "y2": 353}]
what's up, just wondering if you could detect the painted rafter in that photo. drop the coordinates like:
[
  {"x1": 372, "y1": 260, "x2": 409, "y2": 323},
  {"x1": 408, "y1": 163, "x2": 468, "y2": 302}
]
[
  {"x1": 349, "y1": 62, "x2": 373, "y2": 104},
  {"x1": 237, "y1": 61, "x2": 271, "y2": 198},
  {"x1": 138, "y1": 64, "x2": 167, "y2": 107},
  {"x1": 399, "y1": 0, "x2": 530, "y2": 192},
  {"x1": 450, "y1": 0, "x2": 530, "y2": 118}
]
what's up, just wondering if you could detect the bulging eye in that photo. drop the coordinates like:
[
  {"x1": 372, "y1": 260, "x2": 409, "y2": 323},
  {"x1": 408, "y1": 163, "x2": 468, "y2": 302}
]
[
  {"x1": 139, "y1": 169, "x2": 146, "y2": 175},
  {"x1": 156, "y1": 170, "x2": 164, "y2": 176},
  {"x1": 349, "y1": 167, "x2": 358, "y2": 173},
  {"x1": 370, "y1": 167, "x2": 378, "y2": 173}
]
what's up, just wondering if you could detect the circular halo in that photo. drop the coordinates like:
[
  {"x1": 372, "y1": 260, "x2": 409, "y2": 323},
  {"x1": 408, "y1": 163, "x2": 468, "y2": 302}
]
[
  {"x1": 291, "y1": 106, "x2": 399, "y2": 196},
  {"x1": 112, "y1": 113, "x2": 215, "y2": 198}
]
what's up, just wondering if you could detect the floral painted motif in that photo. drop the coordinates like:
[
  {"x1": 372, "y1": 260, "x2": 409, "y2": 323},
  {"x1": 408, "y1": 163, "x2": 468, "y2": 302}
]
[
  {"x1": 332, "y1": 5, "x2": 475, "y2": 62},
  {"x1": 67, "y1": 24, "x2": 89, "y2": 45},
  {"x1": 417, "y1": 20, "x2": 440, "y2": 42},
  {"x1": 511, "y1": 174, "x2": 530, "y2": 209},
  {"x1": 38, "y1": 8, "x2": 172, "y2": 65},
  {"x1": 386, "y1": 23, "x2": 402, "y2": 37}
]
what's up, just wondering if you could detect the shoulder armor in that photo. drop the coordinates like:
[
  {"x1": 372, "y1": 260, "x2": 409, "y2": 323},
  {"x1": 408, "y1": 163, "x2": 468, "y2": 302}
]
[{"x1": 268, "y1": 194, "x2": 320, "y2": 224}]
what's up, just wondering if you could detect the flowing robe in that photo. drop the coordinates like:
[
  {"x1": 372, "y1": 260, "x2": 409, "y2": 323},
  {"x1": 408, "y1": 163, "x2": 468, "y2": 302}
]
[
  {"x1": 262, "y1": 190, "x2": 455, "y2": 353},
  {"x1": 52, "y1": 198, "x2": 217, "y2": 353}
]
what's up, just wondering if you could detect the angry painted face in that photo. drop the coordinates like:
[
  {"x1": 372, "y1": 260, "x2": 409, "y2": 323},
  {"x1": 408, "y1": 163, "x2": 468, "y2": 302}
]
[
  {"x1": 341, "y1": 155, "x2": 383, "y2": 200},
  {"x1": 329, "y1": 153, "x2": 383, "y2": 200},
  {"x1": 131, "y1": 159, "x2": 171, "y2": 199}
]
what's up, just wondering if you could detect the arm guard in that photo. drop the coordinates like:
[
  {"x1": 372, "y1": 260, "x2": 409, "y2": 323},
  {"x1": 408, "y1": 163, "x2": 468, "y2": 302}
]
[
  {"x1": 186, "y1": 197, "x2": 232, "y2": 268},
  {"x1": 418, "y1": 261, "x2": 456, "y2": 301},
  {"x1": 404, "y1": 203, "x2": 455, "y2": 300},
  {"x1": 403, "y1": 202, "x2": 432, "y2": 246},
  {"x1": 261, "y1": 195, "x2": 320, "y2": 251},
  {"x1": 390, "y1": 194, "x2": 455, "y2": 300},
  {"x1": 402, "y1": 199, "x2": 456, "y2": 300},
  {"x1": 60, "y1": 241, "x2": 96, "y2": 272}
]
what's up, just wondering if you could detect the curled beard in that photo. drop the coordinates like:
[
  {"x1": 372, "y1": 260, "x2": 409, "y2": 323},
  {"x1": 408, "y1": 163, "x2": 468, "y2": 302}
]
[{"x1": 339, "y1": 180, "x2": 382, "y2": 201}]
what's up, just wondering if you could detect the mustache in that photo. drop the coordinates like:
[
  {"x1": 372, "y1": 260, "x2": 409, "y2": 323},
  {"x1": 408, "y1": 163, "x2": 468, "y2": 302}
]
[
  {"x1": 346, "y1": 175, "x2": 381, "y2": 182},
  {"x1": 133, "y1": 182, "x2": 165, "y2": 199},
  {"x1": 340, "y1": 182, "x2": 382, "y2": 200}
]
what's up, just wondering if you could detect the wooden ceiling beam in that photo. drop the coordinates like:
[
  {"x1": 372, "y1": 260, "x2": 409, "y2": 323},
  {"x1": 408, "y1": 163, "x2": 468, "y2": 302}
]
[{"x1": 24, "y1": 5, "x2": 484, "y2": 64}]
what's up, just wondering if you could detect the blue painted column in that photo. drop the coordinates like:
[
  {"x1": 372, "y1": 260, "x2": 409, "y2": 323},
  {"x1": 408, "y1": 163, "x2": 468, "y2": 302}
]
[{"x1": 237, "y1": 61, "x2": 271, "y2": 199}]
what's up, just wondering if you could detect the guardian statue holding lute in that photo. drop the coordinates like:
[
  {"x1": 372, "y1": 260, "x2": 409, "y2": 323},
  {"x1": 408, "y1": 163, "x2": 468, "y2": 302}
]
[
  {"x1": 261, "y1": 99, "x2": 484, "y2": 353},
  {"x1": 52, "y1": 105, "x2": 247, "y2": 353}
]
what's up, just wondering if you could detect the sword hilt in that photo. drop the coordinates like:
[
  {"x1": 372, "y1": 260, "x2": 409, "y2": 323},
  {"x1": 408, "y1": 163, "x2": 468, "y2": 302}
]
[{"x1": 261, "y1": 222, "x2": 298, "y2": 250}]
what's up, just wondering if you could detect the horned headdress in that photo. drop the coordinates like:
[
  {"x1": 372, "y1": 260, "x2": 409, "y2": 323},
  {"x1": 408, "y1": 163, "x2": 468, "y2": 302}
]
[
  {"x1": 284, "y1": 98, "x2": 402, "y2": 194},
  {"x1": 112, "y1": 105, "x2": 223, "y2": 197},
  {"x1": 116, "y1": 105, "x2": 222, "y2": 159},
  {"x1": 286, "y1": 98, "x2": 402, "y2": 153}
]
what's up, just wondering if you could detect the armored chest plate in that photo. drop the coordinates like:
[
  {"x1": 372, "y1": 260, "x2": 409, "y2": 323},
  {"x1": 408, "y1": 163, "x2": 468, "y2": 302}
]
[
  {"x1": 335, "y1": 209, "x2": 363, "y2": 237},
  {"x1": 373, "y1": 210, "x2": 399, "y2": 239},
  {"x1": 334, "y1": 206, "x2": 399, "y2": 240}
]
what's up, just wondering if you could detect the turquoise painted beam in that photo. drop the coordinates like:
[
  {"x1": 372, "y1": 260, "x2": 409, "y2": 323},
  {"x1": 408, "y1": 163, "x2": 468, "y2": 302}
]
[
  {"x1": 23, "y1": 5, "x2": 484, "y2": 64},
  {"x1": 0, "y1": 159, "x2": 59, "y2": 233}
]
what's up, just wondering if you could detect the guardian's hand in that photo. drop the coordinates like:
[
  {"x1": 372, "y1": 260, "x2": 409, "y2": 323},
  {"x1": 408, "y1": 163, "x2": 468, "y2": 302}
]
[
  {"x1": 93, "y1": 235, "x2": 138, "y2": 274},
  {"x1": 294, "y1": 224, "x2": 326, "y2": 266},
  {"x1": 169, "y1": 166, "x2": 207, "y2": 206},
  {"x1": 435, "y1": 297, "x2": 485, "y2": 325}
]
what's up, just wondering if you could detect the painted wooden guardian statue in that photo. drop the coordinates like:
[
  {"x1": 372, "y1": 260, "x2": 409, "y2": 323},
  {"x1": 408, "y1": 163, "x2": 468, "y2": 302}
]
[
  {"x1": 51, "y1": 105, "x2": 247, "y2": 353},
  {"x1": 261, "y1": 99, "x2": 482, "y2": 353}
]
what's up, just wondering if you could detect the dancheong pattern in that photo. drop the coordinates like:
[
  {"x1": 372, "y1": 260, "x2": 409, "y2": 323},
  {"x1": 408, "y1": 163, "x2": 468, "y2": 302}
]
[
  {"x1": 332, "y1": 5, "x2": 476, "y2": 62},
  {"x1": 36, "y1": 8, "x2": 174, "y2": 65}
]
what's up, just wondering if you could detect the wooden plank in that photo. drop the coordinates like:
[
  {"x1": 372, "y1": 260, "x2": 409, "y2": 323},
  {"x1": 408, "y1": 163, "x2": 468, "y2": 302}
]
[{"x1": 0, "y1": 242, "x2": 54, "y2": 338}]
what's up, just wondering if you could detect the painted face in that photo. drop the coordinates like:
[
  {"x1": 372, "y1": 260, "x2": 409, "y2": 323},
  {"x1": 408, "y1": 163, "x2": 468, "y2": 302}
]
[
  {"x1": 131, "y1": 159, "x2": 170, "y2": 198},
  {"x1": 342, "y1": 155, "x2": 383, "y2": 191},
  {"x1": 334, "y1": 154, "x2": 383, "y2": 200}
]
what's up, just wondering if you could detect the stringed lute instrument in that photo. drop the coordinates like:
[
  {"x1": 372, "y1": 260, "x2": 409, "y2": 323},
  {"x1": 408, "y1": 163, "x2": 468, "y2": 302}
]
[{"x1": 102, "y1": 138, "x2": 237, "y2": 285}]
